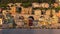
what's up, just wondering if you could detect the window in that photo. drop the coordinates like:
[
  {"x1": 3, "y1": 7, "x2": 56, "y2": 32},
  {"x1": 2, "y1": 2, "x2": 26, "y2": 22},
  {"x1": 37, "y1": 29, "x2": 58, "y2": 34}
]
[
  {"x1": 16, "y1": 7, "x2": 21, "y2": 13},
  {"x1": 0, "y1": 14, "x2": 2, "y2": 18},
  {"x1": 32, "y1": 10, "x2": 34, "y2": 15},
  {"x1": 41, "y1": 10, "x2": 46, "y2": 15},
  {"x1": 55, "y1": 9, "x2": 59, "y2": 13}
]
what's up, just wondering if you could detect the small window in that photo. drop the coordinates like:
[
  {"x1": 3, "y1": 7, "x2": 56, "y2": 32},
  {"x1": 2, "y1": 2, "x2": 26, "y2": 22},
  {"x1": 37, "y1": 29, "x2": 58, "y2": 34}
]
[
  {"x1": 16, "y1": 7, "x2": 21, "y2": 13},
  {"x1": 0, "y1": 14, "x2": 2, "y2": 18},
  {"x1": 41, "y1": 10, "x2": 46, "y2": 15},
  {"x1": 55, "y1": 9, "x2": 59, "y2": 13},
  {"x1": 32, "y1": 10, "x2": 34, "y2": 15},
  {"x1": 58, "y1": 18, "x2": 60, "y2": 23},
  {"x1": 11, "y1": 5, "x2": 14, "y2": 7},
  {"x1": 50, "y1": 14, "x2": 53, "y2": 17},
  {"x1": 41, "y1": 11, "x2": 44, "y2": 15}
]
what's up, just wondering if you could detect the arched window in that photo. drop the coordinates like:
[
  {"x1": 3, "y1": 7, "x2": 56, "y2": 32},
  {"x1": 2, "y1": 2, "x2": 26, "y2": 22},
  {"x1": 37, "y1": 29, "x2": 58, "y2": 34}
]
[
  {"x1": 32, "y1": 10, "x2": 34, "y2": 15},
  {"x1": 28, "y1": 16, "x2": 34, "y2": 20}
]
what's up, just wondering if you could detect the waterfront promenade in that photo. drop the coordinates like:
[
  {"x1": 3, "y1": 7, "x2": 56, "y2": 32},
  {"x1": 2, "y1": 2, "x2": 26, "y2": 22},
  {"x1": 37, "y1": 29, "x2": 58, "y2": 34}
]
[{"x1": 1, "y1": 29, "x2": 60, "y2": 34}]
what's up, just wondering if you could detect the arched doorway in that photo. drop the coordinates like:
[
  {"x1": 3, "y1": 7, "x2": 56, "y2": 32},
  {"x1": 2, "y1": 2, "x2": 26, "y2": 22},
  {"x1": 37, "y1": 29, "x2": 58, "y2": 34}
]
[
  {"x1": 28, "y1": 16, "x2": 34, "y2": 20},
  {"x1": 16, "y1": 7, "x2": 22, "y2": 14}
]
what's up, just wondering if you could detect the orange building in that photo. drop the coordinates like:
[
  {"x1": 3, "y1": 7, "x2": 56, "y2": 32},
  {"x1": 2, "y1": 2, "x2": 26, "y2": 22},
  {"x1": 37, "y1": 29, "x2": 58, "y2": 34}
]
[
  {"x1": 56, "y1": 10, "x2": 60, "y2": 17},
  {"x1": 10, "y1": 6, "x2": 16, "y2": 15}
]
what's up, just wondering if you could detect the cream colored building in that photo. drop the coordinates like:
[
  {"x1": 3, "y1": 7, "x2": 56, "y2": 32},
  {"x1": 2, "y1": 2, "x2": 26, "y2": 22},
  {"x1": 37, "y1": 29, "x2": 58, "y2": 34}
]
[
  {"x1": 32, "y1": 3, "x2": 40, "y2": 8},
  {"x1": 15, "y1": 3, "x2": 22, "y2": 7},
  {"x1": 52, "y1": 9, "x2": 56, "y2": 15},
  {"x1": 44, "y1": 3, "x2": 49, "y2": 8},
  {"x1": 21, "y1": 7, "x2": 32, "y2": 15},
  {"x1": 46, "y1": 9, "x2": 51, "y2": 16},
  {"x1": 32, "y1": 3, "x2": 49, "y2": 8}
]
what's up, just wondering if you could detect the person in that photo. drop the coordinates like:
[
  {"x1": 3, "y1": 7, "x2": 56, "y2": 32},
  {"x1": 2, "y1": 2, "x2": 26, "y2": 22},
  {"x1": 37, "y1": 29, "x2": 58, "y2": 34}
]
[
  {"x1": 28, "y1": 16, "x2": 34, "y2": 28},
  {"x1": 29, "y1": 18, "x2": 33, "y2": 26},
  {"x1": 16, "y1": 16, "x2": 24, "y2": 28},
  {"x1": 11, "y1": 16, "x2": 17, "y2": 28}
]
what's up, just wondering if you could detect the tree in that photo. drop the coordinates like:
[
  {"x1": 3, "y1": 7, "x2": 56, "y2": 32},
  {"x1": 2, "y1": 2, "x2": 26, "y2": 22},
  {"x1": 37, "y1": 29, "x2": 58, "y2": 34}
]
[{"x1": 21, "y1": 2, "x2": 32, "y2": 8}]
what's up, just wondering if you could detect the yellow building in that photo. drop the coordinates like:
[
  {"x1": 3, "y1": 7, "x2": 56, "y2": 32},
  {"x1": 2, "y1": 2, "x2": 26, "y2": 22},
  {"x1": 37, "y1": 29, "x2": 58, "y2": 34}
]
[
  {"x1": 34, "y1": 9, "x2": 41, "y2": 16},
  {"x1": 10, "y1": 6, "x2": 16, "y2": 15},
  {"x1": 0, "y1": 18, "x2": 2, "y2": 25}
]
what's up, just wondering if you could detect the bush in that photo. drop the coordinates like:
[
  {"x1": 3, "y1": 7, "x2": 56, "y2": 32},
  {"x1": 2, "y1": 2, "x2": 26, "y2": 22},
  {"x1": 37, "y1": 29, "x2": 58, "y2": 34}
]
[
  {"x1": 55, "y1": 6, "x2": 60, "y2": 10},
  {"x1": 0, "y1": 4, "x2": 8, "y2": 10},
  {"x1": 0, "y1": 4, "x2": 7, "y2": 7},
  {"x1": 21, "y1": 2, "x2": 32, "y2": 8}
]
